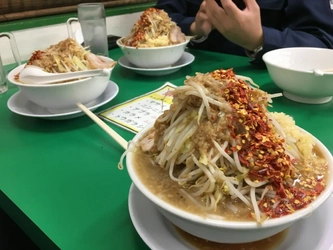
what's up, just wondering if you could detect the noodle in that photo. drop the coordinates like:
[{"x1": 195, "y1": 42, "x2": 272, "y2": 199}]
[
  {"x1": 134, "y1": 68, "x2": 328, "y2": 223},
  {"x1": 25, "y1": 38, "x2": 116, "y2": 74},
  {"x1": 121, "y1": 8, "x2": 186, "y2": 48}
]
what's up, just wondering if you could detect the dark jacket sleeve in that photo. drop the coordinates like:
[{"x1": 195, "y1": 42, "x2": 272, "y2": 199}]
[
  {"x1": 257, "y1": 0, "x2": 333, "y2": 62},
  {"x1": 155, "y1": 0, "x2": 197, "y2": 35},
  {"x1": 155, "y1": 0, "x2": 333, "y2": 62}
]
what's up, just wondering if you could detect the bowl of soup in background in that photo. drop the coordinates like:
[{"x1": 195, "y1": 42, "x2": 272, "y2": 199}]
[
  {"x1": 116, "y1": 37, "x2": 190, "y2": 69},
  {"x1": 7, "y1": 56, "x2": 115, "y2": 113},
  {"x1": 262, "y1": 47, "x2": 333, "y2": 105},
  {"x1": 126, "y1": 123, "x2": 333, "y2": 244}
]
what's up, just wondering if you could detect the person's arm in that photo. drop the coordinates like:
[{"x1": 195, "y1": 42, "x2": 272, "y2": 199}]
[
  {"x1": 155, "y1": 0, "x2": 196, "y2": 35},
  {"x1": 254, "y1": 0, "x2": 333, "y2": 62}
]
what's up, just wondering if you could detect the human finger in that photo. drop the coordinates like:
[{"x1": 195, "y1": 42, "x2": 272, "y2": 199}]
[
  {"x1": 205, "y1": 0, "x2": 226, "y2": 26},
  {"x1": 220, "y1": 0, "x2": 242, "y2": 15},
  {"x1": 205, "y1": 0, "x2": 226, "y2": 16},
  {"x1": 197, "y1": 9, "x2": 209, "y2": 21},
  {"x1": 198, "y1": 0, "x2": 208, "y2": 13},
  {"x1": 242, "y1": 0, "x2": 259, "y2": 11}
]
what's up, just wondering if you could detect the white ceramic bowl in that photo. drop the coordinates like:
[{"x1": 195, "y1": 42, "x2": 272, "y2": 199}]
[
  {"x1": 126, "y1": 124, "x2": 333, "y2": 244},
  {"x1": 7, "y1": 56, "x2": 115, "y2": 113},
  {"x1": 262, "y1": 47, "x2": 333, "y2": 104},
  {"x1": 116, "y1": 38, "x2": 190, "y2": 68}
]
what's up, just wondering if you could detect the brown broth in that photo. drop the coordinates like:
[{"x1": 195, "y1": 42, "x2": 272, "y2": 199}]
[
  {"x1": 133, "y1": 149, "x2": 253, "y2": 220},
  {"x1": 133, "y1": 144, "x2": 328, "y2": 221},
  {"x1": 174, "y1": 225, "x2": 289, "y2": 250}
]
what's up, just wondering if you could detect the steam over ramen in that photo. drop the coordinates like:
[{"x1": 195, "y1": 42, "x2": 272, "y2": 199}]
[{"x1": 126, "y1": 69, "x2": 328, "y2": 223}]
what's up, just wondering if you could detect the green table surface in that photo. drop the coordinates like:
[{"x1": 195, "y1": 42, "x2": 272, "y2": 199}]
[{"x1": 1, "y1": 48, "x2": 333, "y2": 250}]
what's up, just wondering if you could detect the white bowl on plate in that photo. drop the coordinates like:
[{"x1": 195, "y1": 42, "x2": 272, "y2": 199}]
[
  {"x1": 262, "y1": 47, "x2": 333, "y2": 104},
  {"x1": 7, "y1": 56, "x2": 115, "y2": 113},
  {"x1": 126, "y1": 124, "x2": 333, "y2": 244},
  {"x1": 116, "y1": 38, "x2": 190, "y2": 69},
  {"x1": 118, "y1": 52, "x2": 195, "y2": 76}
]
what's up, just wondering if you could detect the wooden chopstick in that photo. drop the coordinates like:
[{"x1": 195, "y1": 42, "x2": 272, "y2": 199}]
[
  {"x1": 77, "y1": 102, "x2": 128, "y2": 150},
  {"x1": 323, "y1": 68, "x2": 333, "y2": 73}
]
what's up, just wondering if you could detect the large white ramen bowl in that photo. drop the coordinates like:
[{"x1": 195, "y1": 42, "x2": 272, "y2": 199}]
[
  {"x1": 262, "y1": 47, "x2": 333, "y2": 104},
  {"x1": 126, "y1": 124, "x2": 333, "y2": 244},
  {"x1": 7, "y1": 56, "x2": 115, "y2": 113},
  {"x1": 116, "y1": 37, "x2": 190, "y2": 68}
]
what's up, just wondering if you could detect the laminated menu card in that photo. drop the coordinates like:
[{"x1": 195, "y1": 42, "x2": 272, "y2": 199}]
[{"x1": 98, "y1": 82, "x2": 177, "y2": 134}]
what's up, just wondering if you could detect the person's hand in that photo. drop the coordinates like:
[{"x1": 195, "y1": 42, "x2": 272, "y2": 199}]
[
  {"x1": 190, "y1": 1, "x2": 214, "y2": 37},
  {"x1": 205, "y1": 0, "x2": 263, "y2": 51}
]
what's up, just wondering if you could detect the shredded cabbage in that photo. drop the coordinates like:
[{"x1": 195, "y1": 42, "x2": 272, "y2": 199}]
[{"x1": 25, "y1": 38, "x2": 116, "y2": 74}]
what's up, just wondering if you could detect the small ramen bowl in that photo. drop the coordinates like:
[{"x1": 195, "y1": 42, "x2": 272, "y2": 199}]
[
  {"x1": 116, "y1": 37, "x2": 190, "y2": 69},
  {"x1": 126, "y1": 124, "x2": 333, "y2": 244},
  {"x1": 7, "y1": 56, "x2": 115, "y2": 114},
  {"x1": 262, "y1": 47, "x2": 333, "y2": 104}
]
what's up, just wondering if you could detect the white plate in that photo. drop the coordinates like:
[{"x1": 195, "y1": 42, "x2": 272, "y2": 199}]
[
  {"x1": 7, "y1": 80, "x2": 119, "y2": 120},
  {"x1": 128, "y1": 183, "x2": 333, "y2": 250},
  {"x1": 118, "y1": 52, "x2": 195, "y2": 76}
]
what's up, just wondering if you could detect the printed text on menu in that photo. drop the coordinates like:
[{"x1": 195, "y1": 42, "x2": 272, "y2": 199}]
[{"x1": 98, "y1": 82, "x2": 176, "y2": 134}]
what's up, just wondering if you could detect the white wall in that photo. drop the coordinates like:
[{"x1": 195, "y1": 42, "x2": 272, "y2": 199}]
[{"x1": 0, "y1": 12, "x2": 142, "y2": 65}]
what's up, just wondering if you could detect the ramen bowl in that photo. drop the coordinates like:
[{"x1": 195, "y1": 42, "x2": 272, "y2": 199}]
[
  {"x1": 126, "y1": 124, "x2": 333, "y2": 244},
  {"x1": 7, "y1": 56, "x2": 115, "y2": 113},
  {"x1": 262, "y1": 47, "x2": 333, "y2": 104},
  {"x1": 116, "y1": 38, "x2": 190, "y2": 68}
]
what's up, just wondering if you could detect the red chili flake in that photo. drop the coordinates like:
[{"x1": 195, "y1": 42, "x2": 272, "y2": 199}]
[
  {"x1": 207, "y1": 68, "x2": 327, "y2": 219},
  {"x1": 26, "y1": 50, "x2": 44, "y2": 65},
  {"x1": 124, "y1": 8, "x2": 164, "y2": 47}
]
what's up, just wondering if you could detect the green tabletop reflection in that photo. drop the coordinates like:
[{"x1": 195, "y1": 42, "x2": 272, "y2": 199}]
[{"x1": 0, "y1": 48, "x2": 332, "y2": 250}]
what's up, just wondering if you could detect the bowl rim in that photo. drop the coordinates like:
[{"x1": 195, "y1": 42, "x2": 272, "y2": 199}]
[
  {"x1": 116, "y1": 37, "x2": 190, "y2": 50},
  {"x1": 262, "y1": 47, "x2": 333, "y2": 74},
  {"x1": 126, "y1": 123, "x2": 333, "y2": 229},
  {"x1": 7, "y1": 56, "x2": 115, "y2": 88}
]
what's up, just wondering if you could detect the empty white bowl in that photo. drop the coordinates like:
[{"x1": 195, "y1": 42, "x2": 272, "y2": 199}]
[
  {"x1": 116, "y1": 38, "x2": 190, "y2": 68},
  {"x1": 263, "y1": 47, "x2": 333, "y2": 104},
  {"x1": 126, "y1": 124, "x2": 333, "y2": 244},
  {"x1": 7, "y1": 56, "x2": 115, "y2": 113}
]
